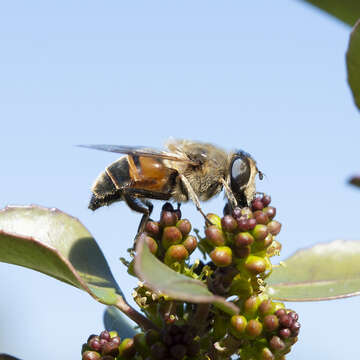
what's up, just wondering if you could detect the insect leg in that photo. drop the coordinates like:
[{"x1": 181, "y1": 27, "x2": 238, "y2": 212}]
[
  {"x1": 220, "y1": 178, "x2": 238, "y2": 210},
  {"x1": 123, "y1": 191, "x2": 153, "y2": 235},
  {"x1": 179, "y1": 174, "x2": 211, "y2": 224}
]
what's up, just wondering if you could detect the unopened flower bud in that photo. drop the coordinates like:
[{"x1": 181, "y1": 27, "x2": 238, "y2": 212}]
[
  {"x1": 263, "y1": 315, "x2": 279, "y2": 332},
  {"x1": 210, "y1": 246, "x2": 232, "y2": 267},
  {"x1": 221, "y1": 215, "x2": 238, "y2": 232},
  {"x1": 205, "y1": 226, "x2": 225, "y2": 246},
  {"x1": 144, "y1": 236, "x2": 158, "y2": 255},
  {"x1": 170, "y1": 344, "x2": 187, "y2": 360},
  {"x1": 206, "y1": 213, "x2": 222, "y2": 228},
  {"x1": 186, "y1": 340, "x2": 201, "y2": 356},
  {"x1": 145, "y1": 221, "x2": 160, "y2": 237},
  {"x1": 267, "y1": 221, "x2": 282, "y2": 235},
  {"x1": 258, "y1": 299, "x2": 275, "y2": 316},
  {"x1": 162, "y1": 226, "x2": 183, "y2": 249},
  {"x1": 245, "y1": 255, "x2": 266, "y2": 274},
  {"x1": 253, "y1": 210, "x2": 269, "y2": 225},
  {"x1": 251, "y1": 197, "x2": 264, "y2": 211},
  {"x1": 251, "y1": 224, "x2": 269, "y2": 242},
  {"x1": 234, "y1": 232, "x2": 254, "y2": 247},
  {"x1": 165, "y1": 244, "x2": 189, "y2": 265},
  {"x1": 145, "y1": 329, "x2": 160, "y2": 346},
  {"x1": 101, "y1": 341, "x2": 119, "y2": 357},
  {"x1": 160, "y1": 208, "x2": 178, "y2": 227},
  {"x1": 246, "y1": 319, "x2": 263, "y2": 338},
  {"x1": 263, "y1": 206, "x2": 276, "y2": 220},
  {"x1": 150, "y1": 342, "x2": 167, "y2": 359},
  {"x1": 260, "y1": 347, "x2": 275, "y2": 360},
  {"x1": 279, "y1": 328, "x2": 291, "y2": 339},
  {"x1": 269, "y1": 336, "x2": 285, "y2": 351},
  {"x1": 230, "y1": 315, "x2": 247, "y2": 338},
  {"x1": 243, "y1": 295, "x2": 262, "y2": 318},
  {"x1": 233, "y1": 245, "x2": 251, "y2": 258},
  {"x1": 261, "y1": 195, "x2": 271, "y2": 207},
  {"x1": 176, "y1": 219, "x2": 192, "y2": 236},
  {"x1": 182, "y1": 235, "x2": 197, "y2": 254},
  {"x1": 118, "y1": 338, "x2": 136, "y2": 358},
  {"x1": 82, "y1": 351, "x2": 101, "y2": 360}
]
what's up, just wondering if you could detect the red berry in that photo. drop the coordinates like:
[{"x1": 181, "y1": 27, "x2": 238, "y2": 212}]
[
  {"x1": 261, "y1": 194, "x2": 271, "y2": 206},
  {"x1": 221, "y1": 215, "x2": 238, "y2": 232},
  {"x1": 252, "y1": 198, "x2": 264, "y2": 211}
]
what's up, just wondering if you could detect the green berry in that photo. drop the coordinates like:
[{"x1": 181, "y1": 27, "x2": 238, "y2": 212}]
[
  {"x1": 251, "y1": 224, "x2": 269, "y2": 242},
  {"x1": 109, "y1": 331, "x2": 118, "y2": 339},
  {"x1": 243, "y1": 295, "x2": 262, "y2": 318},
  {"x1": 260, "y1": 347, "x2": 275, "y2": 360},
  {"x1": 210, "y1": 246, "x2": 233, "y2": 267},
  {"x1": 118, "y1": 338, "x2": 136, "y2": 358},
  {"x1": 245, "y1": 255, "x2": 266, "y2": 274},
  {"x1": 206, "y1": 213, "x2": 222, "y2": 228},
  {"x1": 230, "y1": 315, "x2": 248, "y2": 338}
]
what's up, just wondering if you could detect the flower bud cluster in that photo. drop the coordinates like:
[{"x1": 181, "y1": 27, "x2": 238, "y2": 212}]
[
  {"x1": 81, "y1": 330, "x2": 129, "y2": 360},
  {"x1": 203, "y1": 195, "x2": 281, "y2": 295},
  {"x1": 141, "y1": 203, "x2": 197, "y2": 267},
  {"x1": 146, "y1": 324, "x2": 200, "y2": 360},
  {"x1": 229, "y1": 296, "x2": 300, "y2": 360},
  {"x1": 82, "y1": 324, "x2": 200, "y2": 360}
]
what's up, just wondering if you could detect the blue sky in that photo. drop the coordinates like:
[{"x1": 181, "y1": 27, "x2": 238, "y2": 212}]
[{"x1": 1, "y1": 1, "x2": 359, "y2": 359}]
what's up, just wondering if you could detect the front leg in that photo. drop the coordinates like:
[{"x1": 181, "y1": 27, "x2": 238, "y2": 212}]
[
  {"x1": 179, "y1": 174, "x2": 212, "y2": 225},
  {"x1": 220, "y1": 178, "x2": 238, "y2": 211}
]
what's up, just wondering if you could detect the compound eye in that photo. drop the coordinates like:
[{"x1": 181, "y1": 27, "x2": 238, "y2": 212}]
[{"x1": 231, "y1": 156, "x2": 250, "y2": 191}]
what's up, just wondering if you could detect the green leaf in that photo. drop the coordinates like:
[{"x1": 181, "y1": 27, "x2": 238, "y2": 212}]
[
  {"x1": 104, "y1": 306, "x2": 137, "y2": 338},
  {"x1": 347, "y1": 20, "x2": 360, "y2": 111},
  {"x1": 300, "y1": 0, "x2": 360, "y2": 26},
  {"x1": 266, "y1": 240, "x2": 360, "y2": 301},
  {"x1": 348, "y1": 175, "x2": 360, "y2": 188},
  {"x1": 0, "y1": 355, "x2": 22, "y2": 360},
  {"x1": 134, "y1": 235, "x2": 239, "y2": 316},
  {"x1": 0, "y1": 205, "x2": 123, "y2": 305}
]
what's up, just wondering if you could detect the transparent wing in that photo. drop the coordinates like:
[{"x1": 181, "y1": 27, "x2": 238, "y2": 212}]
[{"x1": 77, "y1": 144, "x2": 199, "y2": 165}]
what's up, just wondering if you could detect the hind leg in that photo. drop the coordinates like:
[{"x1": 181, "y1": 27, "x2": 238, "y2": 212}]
[{"x1": 123, "y1": 191, "x2": 153, "y2": 240}]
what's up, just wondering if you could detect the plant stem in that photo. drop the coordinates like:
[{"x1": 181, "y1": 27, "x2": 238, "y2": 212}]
[
  {"x1": 115, "y1": 296, "x2": 158, "y2": 331},
  {"x1": 190, "y1": 303, "x2": 210, "y2": 334}
]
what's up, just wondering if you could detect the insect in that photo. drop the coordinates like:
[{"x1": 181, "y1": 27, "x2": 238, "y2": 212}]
[{"x1": 79, "y1": 139, "x2": 262, "y2": 231}]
